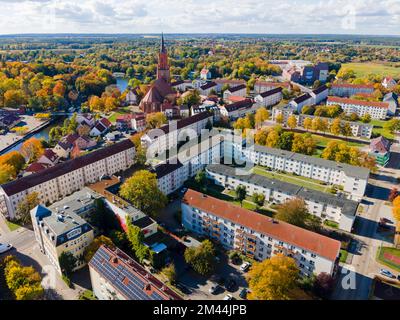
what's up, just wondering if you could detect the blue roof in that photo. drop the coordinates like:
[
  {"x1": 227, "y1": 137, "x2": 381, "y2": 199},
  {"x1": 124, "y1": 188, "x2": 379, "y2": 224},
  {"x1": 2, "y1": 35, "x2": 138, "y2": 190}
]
[
  {"x1": 150, "y1": 243, "x2": 167, "y2": 254},
  {"x1": 31, "y1": 205, "x2": 51, "y2": 219}
]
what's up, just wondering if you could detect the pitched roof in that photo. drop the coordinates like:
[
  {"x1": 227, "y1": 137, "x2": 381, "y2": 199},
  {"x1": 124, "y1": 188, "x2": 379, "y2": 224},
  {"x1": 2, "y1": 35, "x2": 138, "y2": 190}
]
[
  {"x1": 1, "y1": 139, "x2": 135, "y2": 196},
  {"x1": 100, "y1": 118, "x2": 112, "y2": 128},
  {"x1": 259, "y1": 87, "x2": 283, "y2": 98},
  {"x1": 327, "y1": 96, "x2": 389, "y2": 109},
  {"x1": 26, "y1": 162, "x2": 51, "y2": 173},
  {"x1": 222, "y1": 98, "x2": 253, "y2": 112},
  {"x1": 158, "y1": 111, "x2": 211, "y2": 134},
  {"x1": 293, "y1": 93, "x2": 312, "y2": 104},
  {"x1": 312, "y1": 85, "x2": 328, "y2": 95},
  {"x1": 183, "y1": 189, "x2": 341, "y2": 261},
  {"x1": 200, "y1": 82, "x2": 217, "y2": 90},
  {"x1": 227, "y1": 84, "x2": 246, "y2": 93},
  {"x1": 370, "y1": 136, "x2": 391, "y2": 153},
  {"x1": 89, "y1": 245, "x2": 182, "y2": 300}
]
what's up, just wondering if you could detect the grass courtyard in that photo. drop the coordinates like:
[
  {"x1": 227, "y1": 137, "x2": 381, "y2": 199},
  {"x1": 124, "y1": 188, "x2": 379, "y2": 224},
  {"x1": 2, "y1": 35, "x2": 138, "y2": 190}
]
[
  {"x1": 310, "y1": 134, "x2": 366, "y2": 149},
  {"x1": 107, "y1": 107, "x2": 132, "y2": 123},
  {"x1": 376, "y1": 247, "x2": 400, "y2": 272},
  {"x1": 341, "y1": 62, "x2": 400, "y2": 79},
  {"x1": 369, "y1": 119, "x2": 395, "y2": 140},
  {"x1": 253, "y1": 166, "x2": 331, "y2": 193}
]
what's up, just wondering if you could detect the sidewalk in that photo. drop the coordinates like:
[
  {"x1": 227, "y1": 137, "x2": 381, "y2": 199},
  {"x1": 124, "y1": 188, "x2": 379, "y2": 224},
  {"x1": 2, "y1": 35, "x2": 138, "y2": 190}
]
[{"x1": 0, "y1": 214, "x2": 10, "y2": 236}]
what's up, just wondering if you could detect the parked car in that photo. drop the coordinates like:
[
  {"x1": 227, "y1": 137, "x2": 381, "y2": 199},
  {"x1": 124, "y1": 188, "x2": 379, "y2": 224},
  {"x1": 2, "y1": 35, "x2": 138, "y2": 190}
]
[
  {"x1": 209, "y1": 283, "x2": 220, "y2": 295},
  {"x1": 380, "y1": 269, "x2": 396, "y2": 279},
  {"x1": 225, "y1": 279, "x2": 237, "y2": 292},
  {"x1": 239, "y1": 288, "x2": 248, "y2": 299},
  {"x1": 223, "y1": 294, "x2": 233, "y2": 300},
  {"x1": 0, "y1": 243, "x2": 12, "y2": 254},
  {"x1": 240, "y1": 261, "x2": 251, "y2": 272}
]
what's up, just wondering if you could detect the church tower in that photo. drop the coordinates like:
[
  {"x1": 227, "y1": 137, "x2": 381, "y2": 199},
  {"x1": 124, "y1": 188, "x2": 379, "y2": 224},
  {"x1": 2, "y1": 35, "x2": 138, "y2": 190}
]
[{"x1": 156, "y1": 33, "x2": 170, "y2": 82}]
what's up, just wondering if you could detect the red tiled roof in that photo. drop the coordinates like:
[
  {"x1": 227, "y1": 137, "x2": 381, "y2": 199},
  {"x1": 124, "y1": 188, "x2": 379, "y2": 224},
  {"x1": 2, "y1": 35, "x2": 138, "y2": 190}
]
[
  {"x1": 255, "y1": 81, "x2": 290, "y2": 88},
  {"x1": 226, "y1": 95, "x2": 247, "y2": 103},
  {"x1": 327, "y1": 96, "x2": 389, "y2": 109},
  {"x1": 41, "y1": 149, "x2": 58, "y2": 162},
  {"x1": 100, "y1": 118, "x2": 112, "y2": 128},
  {"x1": 26, "y1": 162, "x2": 51, "y2": 173},
  {"x1": 183, "y1": 189, "x2": 341, "y2": 261}
]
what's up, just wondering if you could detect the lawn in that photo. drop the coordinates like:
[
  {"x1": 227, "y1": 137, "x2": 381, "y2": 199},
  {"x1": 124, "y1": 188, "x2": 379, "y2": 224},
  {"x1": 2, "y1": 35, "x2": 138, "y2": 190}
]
[
  {"x1": 78, "y1": 290, "x2": 97, "y2": 300},
  {"x1": 341, "y1": 62, "x2": 400, "y2": 78},
  {"x1": 253, "y1": 166, "x2": 330, "y2": 193},
  {"x1": 369, "y1": 120, "x2": 395, "y2": 140},
  {"x1": 376, "y1": 247, "x2": 400, "y2": 272},
  {"x1": 340, "y1": 249, "x2": 349, "y2": 263},
  {"x1": 310, "y1": 134, "x2": 365, "y2": 149},
  {"x1": 107, "y1": 107, "x2": 131, "y2": 123},
  {"x1": 6, "y1": 220, "x2": 21, "y2": 232}
]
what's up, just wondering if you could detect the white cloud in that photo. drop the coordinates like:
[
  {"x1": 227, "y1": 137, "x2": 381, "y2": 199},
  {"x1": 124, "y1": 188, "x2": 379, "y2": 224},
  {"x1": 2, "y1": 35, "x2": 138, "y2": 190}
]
[{"x1": 0, "y1": 0, "x2": 399, "y2": 35}]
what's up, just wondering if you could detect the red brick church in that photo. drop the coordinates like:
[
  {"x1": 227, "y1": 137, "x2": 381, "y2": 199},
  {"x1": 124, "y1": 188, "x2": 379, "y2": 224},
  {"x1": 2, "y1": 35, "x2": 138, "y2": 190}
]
[{"x1": 140, "y1": 34, "x2": 176, "y2": 113}]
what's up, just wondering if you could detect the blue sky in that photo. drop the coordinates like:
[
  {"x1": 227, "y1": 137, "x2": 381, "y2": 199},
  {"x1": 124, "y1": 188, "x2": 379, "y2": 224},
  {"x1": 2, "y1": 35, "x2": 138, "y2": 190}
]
[{"x1": 0, "y1": 0, "x2": 399, "y2": 35}]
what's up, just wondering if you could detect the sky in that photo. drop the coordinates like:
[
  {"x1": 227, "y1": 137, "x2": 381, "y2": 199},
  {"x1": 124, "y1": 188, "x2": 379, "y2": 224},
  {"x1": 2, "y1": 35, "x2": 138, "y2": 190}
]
[{"x1": 0, "y1": 0, "x2": 399, "y2": 35}]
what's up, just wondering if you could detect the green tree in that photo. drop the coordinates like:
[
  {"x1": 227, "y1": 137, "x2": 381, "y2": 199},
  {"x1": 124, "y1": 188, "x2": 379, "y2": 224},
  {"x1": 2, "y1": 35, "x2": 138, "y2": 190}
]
[
  {"x1": 361, "y1": 113, "x2": 371, "y2": 123},
  {"x1": 235, "y1": 185, "x2": 247, "y2": 206},
  {"x1": 126, "y1": 219, "x2": 149, "y2": 263},
  {"x1": 84, "y1": 235, "x2": 115, "y2": 263},
  {"x1": 59, "y1": 251, "x2": 77, "y2": 276},
  {"x1": 252, "y1": 193, "x2": 265, "y2": 208},
  {"x1": 184, "y1": 240, "x2": 216, "y2": 276},
  {"x1": 275, "y1": 198, "x2": 310, "y2": 229},
  {"x1": 195, "y1": 170, "x2": 208, "y2": 190},
  {"x1": 162, "y1": 263, "x2": 177, "y2": 284},
  {"x1": 119, "y1": 170, "x2": 167, "y2": 217},
  {"x1": 277, "y1": 131, "x2": 294, "y2": 151}
]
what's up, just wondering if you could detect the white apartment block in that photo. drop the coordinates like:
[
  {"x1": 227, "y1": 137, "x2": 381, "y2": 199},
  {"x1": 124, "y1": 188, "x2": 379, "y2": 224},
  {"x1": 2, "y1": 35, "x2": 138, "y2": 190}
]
[
  {"x1": 214, "y1": 79, "x2": 246, "y2": 93},
  {"x1": 182, "y1": 189, "x2": 341, "y2": 277},
  {"x1": 30, "y1": 192, "x2": 96, "y2": 274},
  {"x1": 228, "y1": 141, "x2": 369, "y2": 201},
  {"x1": 219, "y1": 99, "x2": 257, "y2": 120},
  {"x1": 327, "y1": 97, "x2": 389, "y2": 120},
  {"x1": 289, "y1": 85, "x2": 329, "y2": 113},
  {"x1": 0, "y1": 139, "x2": 136, "y2": 219},
  {"x1": 141, "y1": 111, "x2": 213, "y2": 157},
  {"x1": 155, "y1": 135, "x2": 223, "y2": 195},
  {"x1": 206, "y1": 164, "x2": 358, "y2": 231},
  {"x1": 223, "y1": 84, "x2": 247, "y2": 100},
  {"x1": 254, "y1": 87, "x2": 283, "y2": 108},
  {"x1": 254, "y1": 81, "x2": 291, "y2": 94},
  {"x1": 329, "y1": 83, "x2": 375, "y2": 97},
  {"x1": 199, "y1": 82, "x2": 218, "y2": 96},
  {"x1": 271, "y1": 107, "x2": 373, "y2": 139}
]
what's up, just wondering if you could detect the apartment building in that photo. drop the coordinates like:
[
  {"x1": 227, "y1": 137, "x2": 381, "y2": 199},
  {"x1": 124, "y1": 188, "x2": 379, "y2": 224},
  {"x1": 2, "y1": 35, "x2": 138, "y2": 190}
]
[
  {"x1": 282, "y1": 62, "x2": 329, "y2": 84},
  {"x1": 254, "y1": 81, "x2": 291, "y2": 94},
  {"x1": 289, "y1": 85, "x2": 329, "y2": 113},
  {"x1": 223, "y1": 84, "x2": 247, "y2": 100},
  {"x1": 141, "y1": 111, "x2": 213, "y2": 156},
  {"x1": 154, "y1": 135, "x2": 223, "y2": 195},
  {"x1": 214, "y1": 79, "x2": 246, "y2": 93},
  {"x1": 30, "y1": 189, "x2": 97, "y2": 274},
  {"x1": 219, "y1": 99, "x2": 256, "y2": 120},
  {"x1": 228, "y1": 141, "x2": 369, "y2": 201},
  {"x1": 182, "y1": 189, "x2": 341, "y2": 277},
  {"x1": 327, "y1": 97, "x2": 389, "y2": 120},
  {"x1": 199, "y1": 81, "x2": 218, "y2": 96},
  {"x1": 206, "y1": 164, "x2": 358, "y2": 231},
  {"x1": 329, "y1": 83, "x2": 375, "y2": 97},
  {"x1": 271, "y1": 107, "x2": 373, "y2": 139},
  {"x1": 254, "y1": 87, "x2": 283, "y2": 107},
  {"x1": 0, "y1": 139, "x2": 136, "y2": 219},
  {"x1": 89, "y1": 245, "x2": 182, "y2": 300}
]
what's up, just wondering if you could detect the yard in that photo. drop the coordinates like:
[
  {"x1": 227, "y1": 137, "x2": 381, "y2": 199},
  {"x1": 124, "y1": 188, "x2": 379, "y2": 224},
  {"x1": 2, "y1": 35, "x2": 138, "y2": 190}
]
[
  {"x1": 6, "y1": 220, "x2": 21, "y2": 231},
  {"x1": 369, "y1": 119, "x2": 395, "y2": 140},
  {"x1": 340, "y1": 62, "x2": 400, "y2": 79},
  {"x1": 376, "y1": 247, "x2": 400, "y2": 272},
  {"x1": 310, "y1": 134, "x2": 365, "y2": 149},
  {"x1": 253, "y1": 166, "x2": 330, "y2": 193},
  {"x1": 107, "y1": 107, "x2": 132, "y2": 123}
]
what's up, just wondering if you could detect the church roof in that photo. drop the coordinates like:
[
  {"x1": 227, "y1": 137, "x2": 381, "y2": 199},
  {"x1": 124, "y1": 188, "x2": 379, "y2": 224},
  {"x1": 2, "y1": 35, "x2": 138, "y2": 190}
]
[{"x1": 141, "y1": 79, "x2": 175, "y2": 105}]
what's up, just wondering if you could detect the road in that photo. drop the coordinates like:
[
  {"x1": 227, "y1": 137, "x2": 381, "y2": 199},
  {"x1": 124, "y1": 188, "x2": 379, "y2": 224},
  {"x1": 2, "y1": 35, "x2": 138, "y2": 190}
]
[
  {"x1": 0, "y1": 219, "x2": 83, "y2": 300},
  {"x1": 332, "y1": 134, "x2": 400, "y2": 300}
]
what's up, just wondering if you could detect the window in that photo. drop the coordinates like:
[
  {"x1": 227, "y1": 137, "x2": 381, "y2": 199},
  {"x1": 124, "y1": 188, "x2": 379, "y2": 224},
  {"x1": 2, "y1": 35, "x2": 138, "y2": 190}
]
[{"x1": 311, "y1": 253, "x2": 316, "y2": 258}]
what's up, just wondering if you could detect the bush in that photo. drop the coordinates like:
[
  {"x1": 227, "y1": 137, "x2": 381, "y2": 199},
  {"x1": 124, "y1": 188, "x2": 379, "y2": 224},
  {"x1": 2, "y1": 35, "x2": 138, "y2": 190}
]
[{"x1": 62, "y1": 274, "x2": 72, "y2": 288}]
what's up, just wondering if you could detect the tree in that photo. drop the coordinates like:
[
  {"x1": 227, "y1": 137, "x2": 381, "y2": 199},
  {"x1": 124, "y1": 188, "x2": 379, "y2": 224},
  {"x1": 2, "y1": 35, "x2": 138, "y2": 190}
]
[
  {"x1": 20, "y1": 137, "x2": 44, "y2": 163},
  {"x1": 119, "y1": 170, "x2": 167, "y2": 217},
  {"x1": 277, "y1": 131, "x2": 294, "y2": 151},
  {"x1": 275, "y1": 113, "x2": 284, "y2": 124},
  {"x1": 254, "y1": 128, "x2": 269, "y2": 146},
  {"x1": 266, "y1": 129, "x2": 280, "y2": 148},
  {"x1": 17, "y1": 192, "x2": 39, "y2": 225},
  {"x1": 342, "y1": 122, "x2": 353, "y2": 137},
  {"x1": 255, "y1": 107, "x2": 270, "y2": 127},
  {"x1": 389, "y1": 188, "x2": 399, "y2": 202},
  {"x1": 134, "y1": 145, "x2": 147, "y2": 166},
  {"x1": 314, "y1": 272, "x2": 334, "y2": 299},
  {"x1": 385, "y1": 119, "x2": 400, "y2": 134},
  {"x1": 235, "y1": 185, "x2": 247, "y2": 206},
  {"x1": 84, "y1": 235, "x2": 115, "y2": 263},
  {"x1": 184, "y1": 240, "x2": 216, "y2": 276},
  {"x1": 275, "y1": 198, "x2": 310, "y2": 229},
  {"x1": 146, "y1": 112, "x2": 167, "y2": 129},
  {"x1": 302, "y1": 105, "x2": 316, "y2": 115},
  {"x1": 287, "y1": 115, "x2": 297, "y2": 129},
  {"x1": 0, "y1": 151, "x2": 25, "y2": 174},
  {"x1": 109, "y1": 230, "x2": 129, "y2": 249},
  {"x1": 126, "y1": 219, "x2": 150, "y2": 262},
  {"x1": 162, "y1": 263, "x2": 177, "y2": 284},
  {"x1": 58, "y1": 251, "x2": 77, "y2": 276},
  {"x1": 49, "y1": 126, "x2": 63, "y2": 144},
  {"x1": 330, "y1": 118, "x2": 342, "y2": 136},
  {"x1": 195, "y1": 170, "x2": 207, "y2": 189},
  {"x1": 311, "y1": 117, "x2": 323, "y2": 132},
  {"x1": 77, "y1": 124, "x2": 91, "y2": 137},
  {"x1": 247, "y1": 254, "x2": 300, "y2": 300},
  {"x1": 252, "y1": 193, "x2": 265, "y2": 208},
  {"x1": 361, "y1": 113, "x2": 371, "y2": 123},
  {"x1": 303, "y1": 118, "x2": 313, "y2": 131}
]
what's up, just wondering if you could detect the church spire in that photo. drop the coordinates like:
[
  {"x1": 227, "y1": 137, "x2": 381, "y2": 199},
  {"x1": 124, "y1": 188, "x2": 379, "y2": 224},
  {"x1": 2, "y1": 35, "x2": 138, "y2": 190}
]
[{"x1": 160, "y1": 32, "x2": 166, "y2": 53}]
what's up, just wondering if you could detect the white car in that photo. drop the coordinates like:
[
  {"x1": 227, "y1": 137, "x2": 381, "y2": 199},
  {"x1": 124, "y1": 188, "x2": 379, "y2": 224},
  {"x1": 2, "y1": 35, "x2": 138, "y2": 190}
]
[
  {"x1": 380, "y1": 268, "x2": 396, "y2": 279},
  {"x1": 223, "y1": 294, "x2": 233, "y2": 300},
  {"x1": 0, "y1": 243, "x2": 13, "y2": 254},
  {"x1": 240, "y1": 261, "x2": 251, "y2": 272}
]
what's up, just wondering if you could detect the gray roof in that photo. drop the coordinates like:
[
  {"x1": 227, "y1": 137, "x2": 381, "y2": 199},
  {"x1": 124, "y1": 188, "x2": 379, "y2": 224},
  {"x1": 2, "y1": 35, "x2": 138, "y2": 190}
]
[
  {"x1": 250, "y1": 144, "x2": 370, "y2": 180},
  {"x1": 206, "y1": 164, "x2": 359, "y2": 216}
]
